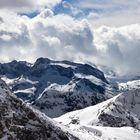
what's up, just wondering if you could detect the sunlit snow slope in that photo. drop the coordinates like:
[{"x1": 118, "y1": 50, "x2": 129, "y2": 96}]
[{"x1": 55, "y1": 89, "x2": 140, "y2": 140}]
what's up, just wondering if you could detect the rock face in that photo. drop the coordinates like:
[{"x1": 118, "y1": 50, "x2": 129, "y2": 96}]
[
  {"x1": 55, "y1": 89, "x2": 140, "y2": 130},
  {"x1": 0, "y1": 79, "x2": 79, "y2": 140},
  {"x1": 0, "y1": 58, "x2": 114, "y2": 117}
]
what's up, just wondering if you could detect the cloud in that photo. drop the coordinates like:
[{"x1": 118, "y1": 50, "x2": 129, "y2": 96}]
[
  {"x1": 28, "y1": 12, "x2": 95, "y2": 61},
  {"x1": 62, "y1": 1, "x2": 83, "y2": 16},
  {"x1": 38, "y1": 9, "x2": 54, "y2": 18},
  {"x1": 0, "y1": 0, "x2": 62, "y2": 12},
  {"x1": 88, "y1": 9, "x2": 140, "y2": 28},
  {"x1": 68, "y1": 0, "x2": 140, "y2": 28},
  {"x1": 0, "y1": 9, "x2": 95, "y2": 62},
  {"x1": 94, "y1": 24, "x2": 140, "y2": 76},
  {"x1": 76, "y1": 0, "x2": 140, "y2": 11},
  {"x1": 0, "y1": 9, "x2": 140, "y2": 76}
]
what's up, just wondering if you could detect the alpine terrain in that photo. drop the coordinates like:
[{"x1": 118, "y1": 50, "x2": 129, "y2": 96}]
[
  {"x1": 0, "y1": 79, "x2": 80, "y2": 140},
  {"x1": 55, "y1": 89, "x2": 140, "y2": 140},
  {"x1": 0, "y1": 58, "x2": 114, "y2": 117},
  {"x1": 0, "y1": 58, "x2": 140, "y2": 140}
]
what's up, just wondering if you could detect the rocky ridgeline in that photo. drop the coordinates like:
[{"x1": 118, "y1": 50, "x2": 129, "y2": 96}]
[
  {"x1": 0, "y1": 79, "x2": 79, "y2": 140},
  {"x1": 0, "y1": 58, "x2": 114, "y2": 117}
]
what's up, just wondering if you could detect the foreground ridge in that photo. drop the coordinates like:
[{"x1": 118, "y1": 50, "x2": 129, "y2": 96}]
[{"x1": 0, "y1": 79, "x2": 79, "y2": 140}]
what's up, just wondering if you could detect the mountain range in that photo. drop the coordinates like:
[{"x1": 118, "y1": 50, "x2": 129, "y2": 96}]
[
  {"x1": 0, "y1": 58, "x2": 140, "y2": 140},
  {"x1": 0, "y1": 58, "x2": 115, "y2": 117}
]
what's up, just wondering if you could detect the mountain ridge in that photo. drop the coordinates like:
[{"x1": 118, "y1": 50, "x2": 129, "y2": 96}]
[
  {"x1": 55, "y1": 89, "x2": 140, "y2": 129},
  {"x1": 0, "y1": 79, "x2": 80, "y2": 140},
  {"x1": 54, "y1": 89, "x2": 140, "y2": 140},
  {"x1": 0, "y1": 57, "x2": 114, "y2": 117}
]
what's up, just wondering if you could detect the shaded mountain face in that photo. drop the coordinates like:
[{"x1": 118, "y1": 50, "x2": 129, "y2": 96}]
[
  {"x1": 0, "y1": 58, "x2": 114, "y2": 117},
  {"x1": 55, "y1": 89, "x2": 140, "y2": 130},
  {"x1": 0, "y1": 79, "x2": 79, "y2": 140}
]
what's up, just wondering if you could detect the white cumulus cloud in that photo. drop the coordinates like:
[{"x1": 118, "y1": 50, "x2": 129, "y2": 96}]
[
  {"x1": 94, "y1": 24, "x2": 140, "y2": 76},
  {"x1": 0, "y1": 9, "x2": 140, "y2": 77},
  {"x1": 0, "y1": 9, "x2": 95, "y2": 62}
]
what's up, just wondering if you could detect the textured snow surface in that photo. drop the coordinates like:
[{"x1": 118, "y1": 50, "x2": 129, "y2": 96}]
[
  {"x1": 119, "y1": 80, "x2": 140, "y2": 91},
  {"x1": 56, "y1": 89, "x2": 140, "y2": 128},
  {"x1": 55, "y1": 89, "x2": 140, "y2": 139},
  {"x1": 62, "y1": 125, "x2": 140, "y2": 140}
]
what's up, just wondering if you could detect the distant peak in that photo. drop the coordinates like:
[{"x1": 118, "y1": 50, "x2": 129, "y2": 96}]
[
  {"x1": 36, "y1": 57, "x2": 50, "y2": 63},
  {"x1": 34, "y1": 57, "x2": 51, "y2": 66}
]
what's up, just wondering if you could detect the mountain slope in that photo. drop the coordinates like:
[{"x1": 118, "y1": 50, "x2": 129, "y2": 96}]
[
  {"x1": 55, "y1": 89, "x2": 140, "y2": 129},
  {"x1": 0, "y1": 58, "x2": 114, "y2": 117},
  {"x1": 119, "y1": 79, "x2": 140, "y2": 91},
  {"x1": 55, "y1": 89, "x2": 140, "y2": 140},
  {"x1": 0, "y1": 79, "x2": 79, "y2": 140}
]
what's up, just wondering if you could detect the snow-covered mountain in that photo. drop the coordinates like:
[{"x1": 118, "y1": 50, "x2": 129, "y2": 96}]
[
  {"x1": 55, "y1": 89, "x2": 140, "y2": 140},
  {"x1": 55, "y1": 89, "x2": 140, "y2": 129},
  {"x1": 1, "y1": 77, "x2": 139, "y2": 140},
  {"x1": 0, "y1": 58, "x2": 140, "y2": 140},
  {"x1": 0, "y1": 79, "x2": 79, "y2": 140},
  {"x1": 0, "y1": 58, "x2": 114, "y2": 117},
  {"x1": 106, "y1": 74, "x2": 140, "y2": 91},
  {"x1": 119, "y1": 80, "x2": 140, "y2": 91}
]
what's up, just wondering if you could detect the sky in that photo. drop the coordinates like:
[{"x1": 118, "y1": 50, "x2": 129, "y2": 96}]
[{"x1": 0, "y1": 0, "x2": 140, "y2": 76}]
